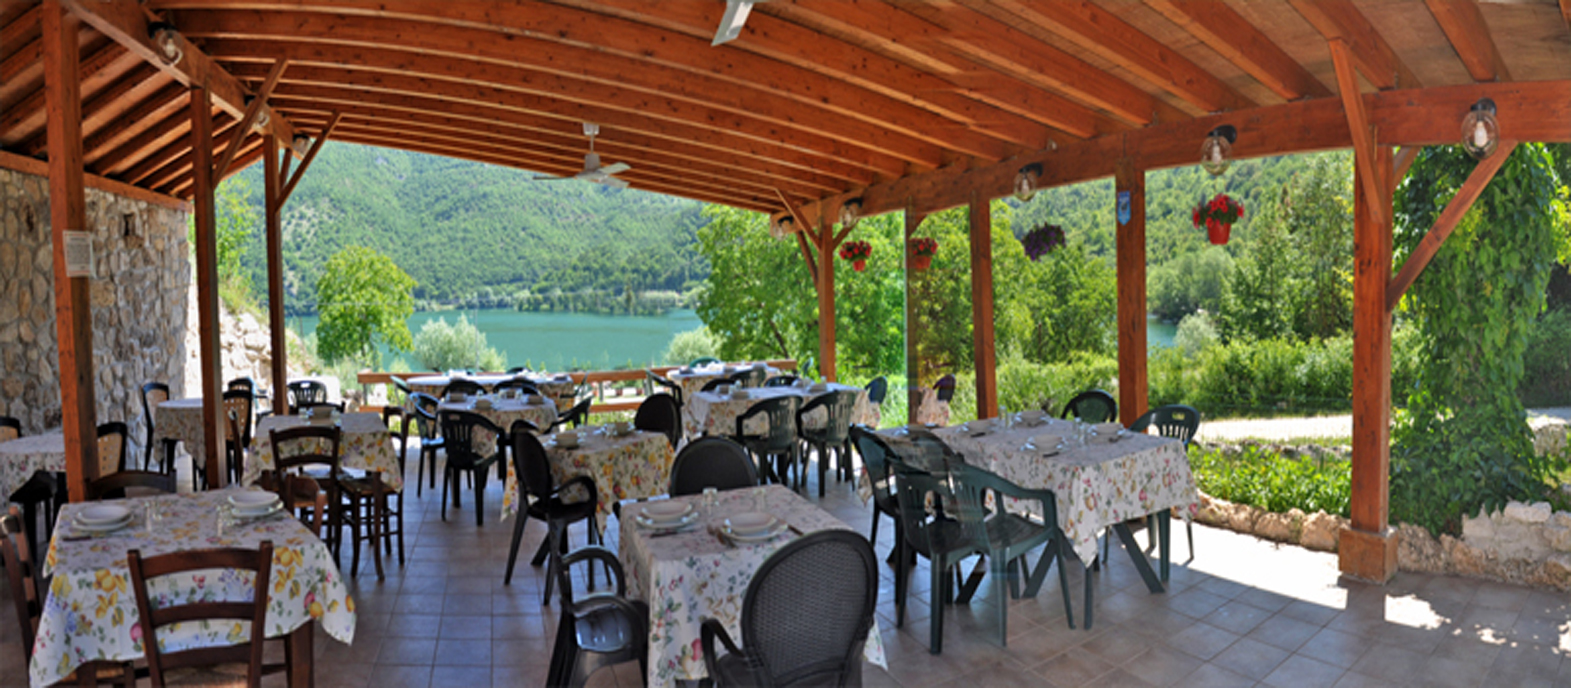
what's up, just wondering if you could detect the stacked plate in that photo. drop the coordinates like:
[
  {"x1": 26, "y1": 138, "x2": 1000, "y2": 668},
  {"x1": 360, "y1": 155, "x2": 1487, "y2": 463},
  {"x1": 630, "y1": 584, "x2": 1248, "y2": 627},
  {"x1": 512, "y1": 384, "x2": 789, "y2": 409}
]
[
  {"x1": 722, "y1": 512, "x2": 787, "y2": 543},
  {"x1": 635, "y1": 501, "x2": 697, "y2": 530},
  {"x1": 74, "y1": 504, "x2": 133, "y2": 533},
  {"x1": 228, "y1": 492, "x2": 284, "y2": 519},
  {"x1": 1017, "y1": 410, "x2": 1048, "y2": 426},
  {"x1": 1093, "y1": 422, "x2": 1126, "y2": 441}
]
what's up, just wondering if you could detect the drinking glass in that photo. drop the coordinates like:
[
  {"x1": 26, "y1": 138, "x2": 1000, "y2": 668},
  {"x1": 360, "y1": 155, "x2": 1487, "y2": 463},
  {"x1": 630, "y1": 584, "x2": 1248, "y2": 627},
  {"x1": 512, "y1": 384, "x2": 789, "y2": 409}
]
[{"x1": 702, "y1": 486, "x2": 719, "y2": 519}]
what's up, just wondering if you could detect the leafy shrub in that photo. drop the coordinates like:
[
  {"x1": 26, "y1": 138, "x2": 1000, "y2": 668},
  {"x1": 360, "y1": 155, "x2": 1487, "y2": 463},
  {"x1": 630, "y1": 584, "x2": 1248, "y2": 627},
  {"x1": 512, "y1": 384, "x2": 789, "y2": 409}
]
[
  {"x1": 1189, "y1": 444, "x2": 1350, "y2": 517},
  {"x1": 1519, "y1": 309, "x2": 1571, "y2": 407},
  {"x1": 663, "y1": 327, "x2": 719, "y2": 365},
  {"x1": 412, "y1": 315, "x2": 506, "y2": 372},
  {"x1": 952, "y1": 351, "x2": 1118, "y2": 422},
  {"x1": 1173, "y1": 312, "x2": 1219, "y2": 356}
]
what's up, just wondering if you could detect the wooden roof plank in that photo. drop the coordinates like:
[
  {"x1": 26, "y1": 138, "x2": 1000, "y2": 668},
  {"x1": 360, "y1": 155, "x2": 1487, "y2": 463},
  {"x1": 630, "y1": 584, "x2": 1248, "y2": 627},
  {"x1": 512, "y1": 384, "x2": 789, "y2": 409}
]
[
  {"x1": 1, "y1": 40, "x2": 126, "y2": 141},
  {"x1": 0, "y1": 5, "x2": 39, "y2": 51},
  {"x1": 58, "y1": 0, "x2": 298, "y2": 145},
  {"x1": 18, "y1": 59, "x2": 158, "y2": 156},
  {"x1": 1423, "y1": 0, "x2": 1511, "y2": 82},
  {"x1": 1143, "y1": 0, "x2": 1333, "y2": 101},
  {"x1": 974, "y1": 0, "x2": 1256, "y2": 113},
  {"x1": 1288, "y1": 0, "x2": 1421, "y2": 90},
  {"x1": 84, "y1": 81, "x2": 187, "y2": 165}
]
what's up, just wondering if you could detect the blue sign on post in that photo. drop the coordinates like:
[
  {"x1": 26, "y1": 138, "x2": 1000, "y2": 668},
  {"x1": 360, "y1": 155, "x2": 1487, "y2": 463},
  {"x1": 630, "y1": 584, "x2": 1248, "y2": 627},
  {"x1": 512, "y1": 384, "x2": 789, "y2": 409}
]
[{"x1": 1117, "y1": 190, "x2": 1132, "y2": 226}]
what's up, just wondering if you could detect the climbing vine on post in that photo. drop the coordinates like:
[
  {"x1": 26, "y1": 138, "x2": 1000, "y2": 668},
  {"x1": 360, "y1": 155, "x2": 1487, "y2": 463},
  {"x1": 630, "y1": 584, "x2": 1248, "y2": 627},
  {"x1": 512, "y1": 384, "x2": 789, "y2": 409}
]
[{"x1": 1390, "y1": 143, "x2": 1569, "y2": 534}]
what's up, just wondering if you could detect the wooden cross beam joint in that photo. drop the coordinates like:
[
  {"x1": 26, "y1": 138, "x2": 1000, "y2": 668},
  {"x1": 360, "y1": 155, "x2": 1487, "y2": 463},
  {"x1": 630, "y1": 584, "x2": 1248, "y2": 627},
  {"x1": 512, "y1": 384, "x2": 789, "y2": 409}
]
[{"x1": 1385, "y1": 141, "x2": 1517, "y2": 311}]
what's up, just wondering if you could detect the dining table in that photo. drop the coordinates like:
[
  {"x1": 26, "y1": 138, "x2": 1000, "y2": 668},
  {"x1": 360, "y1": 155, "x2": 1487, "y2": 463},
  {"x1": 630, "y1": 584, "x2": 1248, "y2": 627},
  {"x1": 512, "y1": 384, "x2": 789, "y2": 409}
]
[
  {"x1": 684, "y1": 382, "x2": 876, "y2": 438},
  {"x1": 502, "y1": 424, "x2": 674, "y2": 526},
  {"x1": 666, "y1": 363, "x2": 782, "y2": 403},
  {"x1": 880, "y1": 415, "x2": 1198, "y2": 592},
  {"x1": 30, "y1": 487, "x2": 356, "y2": 688},
  {"x1": 244, "y1": 413, "x2": 403, "y2": 490},
  {"x1": 405, "y1": 372, "x2": 579, "y2": 404},
  {"x1": 153, "y1": 397, "x2": 209, "y2": 467},
  {"x1": 0, "y1": 430, "x2": 64, "y2": 500},
  {"x1": 618, "y1": 484, "x2": 886, "y2": 687},
  {"x1": 437, "y1": 394, "x2": 559, "y2": 439}
]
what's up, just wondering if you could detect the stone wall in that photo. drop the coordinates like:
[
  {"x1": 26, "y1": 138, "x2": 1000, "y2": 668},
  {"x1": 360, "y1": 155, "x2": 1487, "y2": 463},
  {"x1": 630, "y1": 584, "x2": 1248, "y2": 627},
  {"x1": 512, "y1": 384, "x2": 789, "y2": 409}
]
[{"x1": 0, "y1": 166, "x2": 190, "y2": 455}]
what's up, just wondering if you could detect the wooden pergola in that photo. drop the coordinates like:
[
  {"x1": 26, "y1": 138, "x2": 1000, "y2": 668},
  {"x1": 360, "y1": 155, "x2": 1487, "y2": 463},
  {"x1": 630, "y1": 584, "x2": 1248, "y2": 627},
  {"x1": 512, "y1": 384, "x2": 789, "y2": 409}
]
[{"x1": 5, "y1": 0, "x2": 1571, "y2": 582}]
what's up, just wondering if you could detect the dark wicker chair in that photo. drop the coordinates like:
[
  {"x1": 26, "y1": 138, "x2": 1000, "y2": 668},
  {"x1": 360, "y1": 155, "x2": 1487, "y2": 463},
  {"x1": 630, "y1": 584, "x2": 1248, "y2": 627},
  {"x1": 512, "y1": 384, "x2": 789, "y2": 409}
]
[
  {"x1": 409, "y1": 393, "x2": 443, "y2": 497},
  {"x1": 645, "y1": 369, "x2": 684, "y2": 407},
  {"x1": 633, "y1": 393, "x2": 681, "y2": 449},
  {"x1": 733, "y1": 396, "x2": 801, "y2": 489},
  {"x1": 127, "y1": 543, "x2": 282, "y2": 687},
  {"x1": 86, "y1": 470, "x2": 177, "y2": 501},
  {"x1": 762, "y1": 375, "x2": 800, "y2": 388},
  {"x1": 286, "y1": 379, "x2": 328, "y2": 413},
  {"x1": 950, "y1": 463, "x2": 1077, "y2": 641},
  {"x1": 798, "y1": 389, "x2": 858, "y2": 498},
  {"x1": 442, "y1": 378, "x2": 487, "y2": 399},
  {"x1": 503, "y1": 423, "x2": 601, "y2": 604},
  {"x1": 552, "y1": 397, "x2": 593, "y2": 431},
  {"x1": 140, "y1": 382, "x2": 170, "y2": 470},
  {"x1": 669, "y1": 436, "x2": 757, "y2": 496},
  {"x1": 701, "y1": 530, "x2": 878, "y2": 686},
  {"x1": 96, "y1": 421, "x2": 130, "y2": 476},
  {"x1": 545, "y1": 546, "x2": 649, "y2": 687},
  {"x1": 438, "y1": 411, "x2": 506, "y2": 526},
  {"x1": 1060, "y1": 389, "x2": 1118, "y2": 423}
]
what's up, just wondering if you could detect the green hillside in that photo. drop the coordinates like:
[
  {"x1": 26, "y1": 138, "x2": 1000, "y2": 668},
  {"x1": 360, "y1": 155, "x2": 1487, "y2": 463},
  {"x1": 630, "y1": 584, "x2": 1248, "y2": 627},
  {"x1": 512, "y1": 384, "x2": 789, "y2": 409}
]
[{"x1": 231, "y1": 142, "x2": 709, "y2": 313}]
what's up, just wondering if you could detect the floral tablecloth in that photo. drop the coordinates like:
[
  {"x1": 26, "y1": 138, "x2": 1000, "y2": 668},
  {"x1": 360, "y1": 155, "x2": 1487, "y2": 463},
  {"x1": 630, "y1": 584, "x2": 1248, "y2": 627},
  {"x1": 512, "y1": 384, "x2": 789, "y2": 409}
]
[
  {"x1": 32, "y1": 488, "x2": 356, "y2": 688},
  {"x1": 883, "y1": 417, "x2": 1197, "y2": 563},
  {"x1": 684, "y1": 384, "x2": 874, "y2": 438},
  {"x1": 155, "y1": 398, "x2": 210, "y2": 464},
  {"x1": 619, "y1": 485, "x2": 886, "y2": 688},
  {"x1": 437, "y1": 396, "x2": 559, "y2": 443},
  {"x1": 503, "y1": 426, "x2": 673, "y2": 527},
  {"x1": 911, "y1": 387, "x2": 951, "y2": 426},
  {"x1": 245, "y1": 413, "x2": 403, "y2": 490},
  {"x1": 0, "y1": 431, "x2": 64, "y2": 501}
]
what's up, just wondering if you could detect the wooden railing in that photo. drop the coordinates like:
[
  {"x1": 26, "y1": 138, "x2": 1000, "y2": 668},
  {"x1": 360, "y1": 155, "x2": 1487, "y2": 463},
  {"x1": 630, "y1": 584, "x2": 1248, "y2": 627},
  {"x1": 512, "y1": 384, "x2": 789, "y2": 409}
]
[{"x1": 356, "y1": 360, "x2": 799, "y2": 414}]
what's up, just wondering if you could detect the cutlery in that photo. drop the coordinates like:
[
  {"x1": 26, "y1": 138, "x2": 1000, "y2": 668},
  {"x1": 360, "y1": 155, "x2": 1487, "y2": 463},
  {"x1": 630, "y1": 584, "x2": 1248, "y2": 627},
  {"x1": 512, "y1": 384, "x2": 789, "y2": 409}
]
[{"x1": 786, "y1": 524, "x2": 804, "y2": 536}]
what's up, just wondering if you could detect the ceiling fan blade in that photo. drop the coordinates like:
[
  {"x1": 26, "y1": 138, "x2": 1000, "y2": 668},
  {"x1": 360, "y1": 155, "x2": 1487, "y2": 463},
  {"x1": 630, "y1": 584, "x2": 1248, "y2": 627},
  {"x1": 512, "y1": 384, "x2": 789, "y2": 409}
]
[
  {"x1": 602, "y1": 176, "x2": 630, "y2": 189},
  {"x1": 598, "y1": 162, "x2": 631, "y2": 176}
]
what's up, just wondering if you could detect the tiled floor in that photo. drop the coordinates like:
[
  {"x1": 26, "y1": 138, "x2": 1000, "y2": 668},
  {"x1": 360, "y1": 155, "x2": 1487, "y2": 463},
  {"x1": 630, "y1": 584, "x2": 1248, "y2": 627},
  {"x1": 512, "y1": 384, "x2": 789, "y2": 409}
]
[{"x1": 3, "y1": 446, "x2": 1569, "y2": 687}]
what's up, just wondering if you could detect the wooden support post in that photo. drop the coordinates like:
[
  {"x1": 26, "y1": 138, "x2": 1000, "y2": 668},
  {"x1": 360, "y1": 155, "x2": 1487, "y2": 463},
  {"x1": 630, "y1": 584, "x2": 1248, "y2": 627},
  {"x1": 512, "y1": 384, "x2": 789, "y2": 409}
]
[
  {"x1": 968, "y1": 193, "x2": 998, "y2": 419},
  {"x1": 816, "y1": 212, "x2": 837, "y2": 381},
  {"x1": 1341, "y1": 145, "x2": 1398, "y2": 583},
  {"x1": 1114, "y1": 158, "x2": 1148, "y2": 427},
  {"x1": 43, "y1": 0, "x2": 98, "y2": 501},
  {"x1": 264, "y1": 135, "x2": 289, "y2": 415},
  {"x1": 905, "y1": 206, "x2": 924, "y2": 417},
  {"x1": 190, "y1": 87, "x2": 226, "y2": 488}
]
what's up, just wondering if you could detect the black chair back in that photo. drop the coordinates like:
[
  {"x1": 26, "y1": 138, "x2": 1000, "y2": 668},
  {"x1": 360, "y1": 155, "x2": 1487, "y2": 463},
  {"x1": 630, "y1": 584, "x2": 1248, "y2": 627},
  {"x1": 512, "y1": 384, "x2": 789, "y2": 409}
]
[
  {"x1": 797, "y1": 390, "x2": 858, "y2": 445},
  {"x1": 865, "y1": 376, "x2": 888, "y2": 405},
  {"x1": 87, "y1": 471, "x2": 177, "y2": 500},
  {"x1": 1061, "y1": 389, "x2": 1118, "y2": 423},
  {"x1": 669, "y1": 437, "x2": 756, "y2": 495},
  {"x1": 645, "y1": 370, "x2": 684, "y2": 407},
  {"x1": 634, "y1": 393, "x2": 681, "y2": 448},
  {"x1": 0, "y1": 506, "x2": 40, "y2": 654},
  {"x1": 1131, "y1": 404, "x2": 1202, "y2": 446},
  {"x1": 140, "y1": 382, "x2": 170, "y2": 467},
  {"x1": 495, "y1": 377, "x2": 541, "y2": 395},
  {"x1": 699, "y1": 377, "x2": 731, "y2": 394},
  {"x1": 0, "y1": 416, "x2": 18, "y2": 444},
  {"x1": 440, "y1": 411, "x2": 505, "y2": 469},
  {"x1": 741, "y1": 531, "x2": 877, "y2": 686},
  {"x1": 933, "y1": 374, "x2": 957, "y2": 403},
  {"x1": 849, "y1": 426, "x2": 896, "y2": 503},
  {"x1": 409, "y1": 392, "x2": 441, "y2": 441},
  {"x1": 287, "y1": 380, "x2": 328, "y2": 410},
  {"x1": 295, "y1": 401, "x2": 345, "y2": 416},
  {"x1": 553, "y1": 397, "x2": 593, "y2": 430},
  {"x1": 443, "y1": 378, "x2": 487, "y2": 399},
  {"x1": 509, "y1": 425, "x2": 556, "y2": 502},
  {"x1": 226, "y1": 377, "x2": 256, "y2": 398},
  {"x1": 762, "y1": 375, "x2": 800, "y2": 388},
  {"x1": 734, "y1": 396, "x2": 799, "y2": 453}
]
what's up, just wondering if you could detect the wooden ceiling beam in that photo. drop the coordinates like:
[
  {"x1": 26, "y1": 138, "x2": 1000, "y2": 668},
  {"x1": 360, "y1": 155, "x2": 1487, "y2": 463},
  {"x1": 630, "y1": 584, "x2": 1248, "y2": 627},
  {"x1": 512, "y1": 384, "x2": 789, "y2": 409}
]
[
  {"x1": 0, "y1": 5, "x2": 39, "y2": 48},
  {"x1": 1561, "y1": 0, "x2": 1571, "y2": 32},
  {"x1": 1289, "y1": 0, "x2": 1421, "y2": 90},
  {"x1": 214, "y1": 59, "x2": 286, "y2": 179},
  {"x1": 238, "y1": 68, "x2": 900, "y2": 183},
  {"x1": 164, "y1": 132, "x2": 266, "y2": 196},
  {"x1": 18, "y1": 61, "x2": 160, "y2": 156},
  {"x1": 91, "y1": 102, "x2": 195, "y2": 176},
  {"x1": 972, "y1": 0, "x2": 1255, "y2": 114},
  {"x1": 258, "y1": 84, "x2": 872, "y2": 188},
  {"x1": 1423, "y1": 0, "x2": 1511, "y2": 83},
  {"x1": 84, "y1": 81, "x2": 187, "y2": 165},
  {"x1": 1, "y1": 40, "x2": 127, "y2": 140},
  {"x1": 121, "y1": 112, "x2": 235, "y2": 187},
  {"x1": 172, "y1": 7, "x2": 994, "y2": 167},
  {"x1": 1143, "y1": 0, "x2": 1333, "y2": 101},
  {"x1": 901, "y1": 2, "x2": 1186, "y2": 127},
  {"x1": 1330, "y1": 39, "x2": 1389, "y2": 231},
  {"x1": 206, "y1": 39, "x2": 914, "y2": 178},
  {"x1": 794, "y1": 79, "x2": 1571, "y2": 226},
  {"x1": 146, "y1": 125, "x2": 254, "y2": 193},
  {"x1": 58, "y1": 0, "x2": 298, "y2": 145},
  {"x1": 561, "y1": 0, "x2": 1046, "y2": 151},
  {"x1": 275, "y1": 106, "x2": 829, "y2": 201}
]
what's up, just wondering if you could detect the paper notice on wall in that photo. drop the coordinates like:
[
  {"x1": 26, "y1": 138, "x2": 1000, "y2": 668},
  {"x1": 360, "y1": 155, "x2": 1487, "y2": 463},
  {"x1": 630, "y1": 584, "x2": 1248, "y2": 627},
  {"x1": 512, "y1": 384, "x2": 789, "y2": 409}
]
[{"x1": 63, "y1": 230, "x2": 93, "y2": 277}]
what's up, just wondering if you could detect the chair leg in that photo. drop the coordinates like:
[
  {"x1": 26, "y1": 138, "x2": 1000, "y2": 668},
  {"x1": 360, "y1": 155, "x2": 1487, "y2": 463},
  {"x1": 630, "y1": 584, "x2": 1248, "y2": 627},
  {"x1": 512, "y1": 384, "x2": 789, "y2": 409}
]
[
  {"x1": 1187, "y1": 520, "x2": 1195, "y2": 559},
  {"x1": 993, "y1": 558, "x2": 1009, "y2": 646},
  {"x1": 541, "y1": 522, "x2": 561, "y2": 605},
  {"x1": 893, "y1": 542, "x2": 908, "y2": 629},
  {"x1": 372, "y1": 493, "x2": 386, "y2": 580},
  {"x1": 395, "y1": 496, "x2": 405, "y2": 565},
  {"x1": 474, "y1": 470, "x2": 487, "y2": 527},
  {"x1": 817, "y1": 442, "x2": 827, "y2": 499},
  {"x1": 531, "y1": 536, "x2": 552, "y2": 567},
  {"x1": 416, "y1": 451, "x2": 427, "y2": 498},
  {"x1": 928, "y1": 560, "x2": 946, "y2": 654},
  {"x1": 349, "y1": 497, "x2": 363, "y2": 578},
  {"x1": 503, "y1": 512, "x2": 530, "y2": 585},
  {"x1": 868, "y1": 509, "x2": 880, "y2": 549},
  {"x1": 440, "y1": 468, "x2": 450, "y2": 522}
]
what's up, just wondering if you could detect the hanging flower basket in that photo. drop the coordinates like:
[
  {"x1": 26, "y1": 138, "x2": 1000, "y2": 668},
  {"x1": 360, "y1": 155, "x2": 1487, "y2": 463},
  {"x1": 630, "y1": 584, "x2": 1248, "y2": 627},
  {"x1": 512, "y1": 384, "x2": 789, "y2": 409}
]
[
  {"x1": 838, "y1": 240, "x2": 872, "y2": 272},
  {"x1": 1192, "y1": 193, "x2": 1245, "y2": 245},
  {"x1": 908, "y1": 237, "x2": 938, "y2": 271},
  {"x1": 1020, "y1": 223, "x2": 1065, "y2": 262}
]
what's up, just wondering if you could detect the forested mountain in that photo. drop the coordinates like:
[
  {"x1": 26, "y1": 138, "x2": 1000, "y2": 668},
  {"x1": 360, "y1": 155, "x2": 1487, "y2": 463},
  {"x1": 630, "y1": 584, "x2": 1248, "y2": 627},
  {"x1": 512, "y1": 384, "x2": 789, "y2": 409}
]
[
  {"x1": 231, "y1": 142, "x2": 709, "y2": 313},
  {"x1": 232, "y1": 140, "x2": 1338, "y2": 316}
]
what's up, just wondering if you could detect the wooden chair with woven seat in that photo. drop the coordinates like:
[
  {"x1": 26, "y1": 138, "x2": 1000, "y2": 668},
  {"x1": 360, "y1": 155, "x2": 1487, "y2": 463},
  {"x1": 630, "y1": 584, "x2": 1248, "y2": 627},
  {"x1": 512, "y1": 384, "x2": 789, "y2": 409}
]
[
  {"x1": 266, "y1": 426, "x2": 352, "y2": 565},
  {"x1": 127, "y1": 542, "x2": 286, "y2": 687},
  {"x1": 140, "y1": 382, "x2": 171, "y2": 470},
  {"x1": 222, "y1": 389, "x2": 255, "y2": 485},
  {"x1": 2, "y1": 506, "x2": 138, "y2": 687},
  {"x1": 376, "y1": 406, "x2": 411, "y2": 567}
]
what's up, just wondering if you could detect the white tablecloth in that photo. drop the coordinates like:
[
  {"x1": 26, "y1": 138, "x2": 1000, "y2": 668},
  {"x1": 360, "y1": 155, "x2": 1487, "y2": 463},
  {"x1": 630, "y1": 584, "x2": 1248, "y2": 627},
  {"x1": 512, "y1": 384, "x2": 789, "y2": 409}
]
[
  {"x1": 0, "y1": 432, "x2": 64, "y2": 500},
  {"x1": 684, "y1": 384, "x2": 874, "y2": 437}
]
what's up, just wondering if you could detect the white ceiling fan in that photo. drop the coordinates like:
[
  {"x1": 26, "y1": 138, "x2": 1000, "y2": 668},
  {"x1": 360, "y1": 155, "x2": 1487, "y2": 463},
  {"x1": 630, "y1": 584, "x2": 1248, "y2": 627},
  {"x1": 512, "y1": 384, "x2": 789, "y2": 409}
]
[
  {"x1": 712, "y1": 0, "x2": 767, "y2": 46},
  {"x1": 534, "y1": 122, "x2": 630, "y2": 188}
]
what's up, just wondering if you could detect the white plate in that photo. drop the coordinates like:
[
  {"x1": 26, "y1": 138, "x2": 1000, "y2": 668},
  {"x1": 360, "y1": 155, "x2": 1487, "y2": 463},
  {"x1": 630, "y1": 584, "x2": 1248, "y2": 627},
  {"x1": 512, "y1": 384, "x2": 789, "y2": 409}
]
[
  {"x1": 232, "y1": 502, "x2": 285, "y2": 520},
  {"x1": 76, "y1": 504, "x2": 131, "y2": 525},
  {"x1": 229, "y1": 492, "x2": 281, "y2": 510},
  {"x1": 1017, "y1": 411, "x2": 1048, "y2": 426},
  {"x1": 636, "y1": 510, "x2": 699, "y2": 531},
  {"x1": 74, "y1": 514, "x2": 133, "y2": 533},
  {"x1": 1094, "y1": 422, "x2": 1124, "y2": 436},
  {"x1": 723, "y1": 522, "x2": 789, "y2": 543},
  {"x1": 726, "y1": 512, "x2": 776, "y2": 535},
  {"x1": 640, "y1": 501, "x2": 694, "y2": 523},
  {"x1": 1031, "y1": 434, "x2": 1063, "y2": 449}
]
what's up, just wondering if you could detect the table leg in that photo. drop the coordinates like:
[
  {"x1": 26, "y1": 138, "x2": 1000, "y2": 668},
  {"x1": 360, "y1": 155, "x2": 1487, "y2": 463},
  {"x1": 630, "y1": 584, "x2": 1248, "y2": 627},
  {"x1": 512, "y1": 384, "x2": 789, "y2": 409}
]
[
  {"x1": 1110, "y1": 523, "x2": 1164, "y2": 594},
  {"x1": 286, "y1": 622, "x2": 314, "y2": 688},
  {"x1": 1158, "y1": 511, "x2": 1171, "y2": 583}
]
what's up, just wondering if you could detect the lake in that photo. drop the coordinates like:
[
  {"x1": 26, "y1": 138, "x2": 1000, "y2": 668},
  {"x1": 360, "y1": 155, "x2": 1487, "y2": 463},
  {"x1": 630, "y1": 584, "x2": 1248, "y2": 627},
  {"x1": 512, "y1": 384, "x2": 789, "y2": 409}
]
[{"x1": 290, "y1": 308, "x2": 1178, "y2": 373}]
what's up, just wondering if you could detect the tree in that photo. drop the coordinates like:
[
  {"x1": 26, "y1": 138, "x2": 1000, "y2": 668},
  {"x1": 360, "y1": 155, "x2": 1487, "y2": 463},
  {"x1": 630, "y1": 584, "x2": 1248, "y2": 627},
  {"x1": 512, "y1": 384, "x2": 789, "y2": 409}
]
[
  {"x1": 315, "y1": 246, "x2": 416, "y2": 368},
  {"x1": 693, "y1": 205, "x2": 818, "y2": 364},
  {"x1": 412, "y1": 314, "x2": 505, "y2": 371}
]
